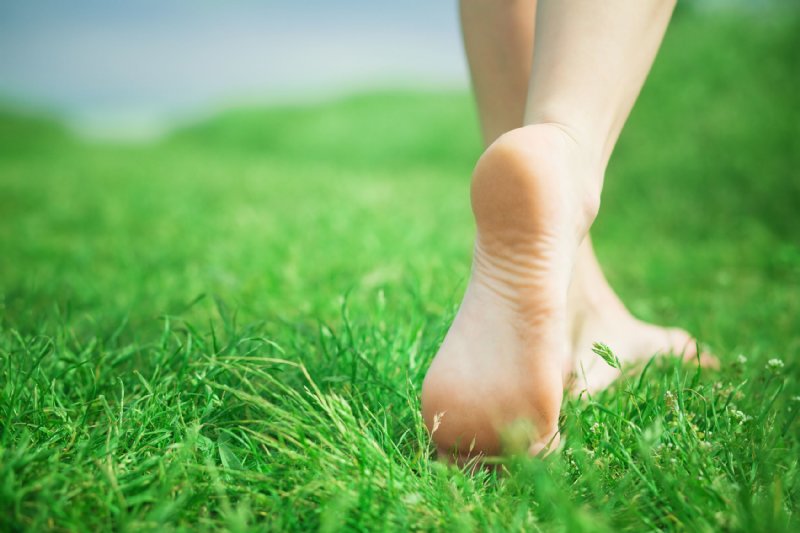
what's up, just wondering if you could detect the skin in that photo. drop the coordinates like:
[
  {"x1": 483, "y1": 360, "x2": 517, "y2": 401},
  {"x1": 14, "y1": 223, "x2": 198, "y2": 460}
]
[
  {"x1": 459, "y1": 0, "x2": 715, "y2": 392},
  {"x1": 422, "y1": 0, "x2": 715, "y2": 460}
]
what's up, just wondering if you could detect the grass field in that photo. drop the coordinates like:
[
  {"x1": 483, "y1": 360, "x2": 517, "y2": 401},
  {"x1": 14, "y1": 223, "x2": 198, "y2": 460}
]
[{"x1": 2, "y1": 8, "x2": 800, "y2": 532}]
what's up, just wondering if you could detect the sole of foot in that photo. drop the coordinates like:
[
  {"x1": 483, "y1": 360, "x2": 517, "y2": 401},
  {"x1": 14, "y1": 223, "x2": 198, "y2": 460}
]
[{"x1": 421, "y1": 123, "x2": 599, "y2": 460}]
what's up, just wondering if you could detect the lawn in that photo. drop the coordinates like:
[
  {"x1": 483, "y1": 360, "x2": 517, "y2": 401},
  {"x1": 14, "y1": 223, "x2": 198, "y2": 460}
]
[{"x1": 1, "y1": 8, "x2": 799, "y2": 532}]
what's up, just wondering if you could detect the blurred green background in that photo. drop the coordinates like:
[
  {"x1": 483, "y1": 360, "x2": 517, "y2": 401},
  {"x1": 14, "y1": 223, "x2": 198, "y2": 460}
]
[{"x1": 2, "y1": 8, "x2": 798, "y2": 350}]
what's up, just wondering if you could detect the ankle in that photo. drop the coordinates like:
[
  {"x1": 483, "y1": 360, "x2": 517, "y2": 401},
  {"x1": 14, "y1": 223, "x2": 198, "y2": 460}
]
[
  {"x1": 579, "y1": 177, "x2": 602, "y2": 232},
  {"x1": 522, "y1": 110, "x2": 606, "y2": 163},
  {"x1": 517, "y1": 122, "x2": 603, "y2": 232}
]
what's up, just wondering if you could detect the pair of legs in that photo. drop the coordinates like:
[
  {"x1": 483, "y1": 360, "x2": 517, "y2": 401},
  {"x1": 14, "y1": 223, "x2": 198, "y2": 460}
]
[{"x1": 421, "y1": 0, "x2": 709, "y2": 459}]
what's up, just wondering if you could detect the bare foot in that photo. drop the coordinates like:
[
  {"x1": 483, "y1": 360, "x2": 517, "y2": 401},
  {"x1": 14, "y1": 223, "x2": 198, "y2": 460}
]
[
  {"x1": 421, "y1": 124, "x2": 599, "y2": 460},
  {"x1": 567, "y1": 238, "x2": 717, "y2": 394}
]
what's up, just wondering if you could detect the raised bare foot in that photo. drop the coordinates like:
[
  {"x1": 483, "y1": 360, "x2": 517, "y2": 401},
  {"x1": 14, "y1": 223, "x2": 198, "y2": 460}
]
[
  {"x1": 421, "y1": 124, "x2": 599, "y2": 460},
  {"x1": 567, "y1": 239, "x2": 717, "y2": 394}
]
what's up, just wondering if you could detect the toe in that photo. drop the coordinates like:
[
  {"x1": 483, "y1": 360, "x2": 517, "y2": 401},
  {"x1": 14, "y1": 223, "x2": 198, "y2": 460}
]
[
  {"x1": 529, "y1": 429, "x2": 561, "y2": 457},
  {"x1": 666, "y1": 328, "x2": 719, "y2": 369},
  {"x1": 666, "y1": 328, "x2": 695, "y2": 357}
]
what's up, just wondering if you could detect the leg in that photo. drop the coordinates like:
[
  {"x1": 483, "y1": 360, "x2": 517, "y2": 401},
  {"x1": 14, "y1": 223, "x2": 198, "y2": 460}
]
[
  {"x1": 458, "y1": 0, "x2": 711, "y2": 394},
  {"x1": 459, "y1": 0, "x2": 537, "y2": 146},
  {"x1": 422, "y1": 0, "x2": 679, "y2": 459}
]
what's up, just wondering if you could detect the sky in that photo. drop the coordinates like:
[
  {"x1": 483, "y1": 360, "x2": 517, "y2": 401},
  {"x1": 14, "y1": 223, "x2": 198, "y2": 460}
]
[
  {"x1": 0, "y1": 0, "x2": 776, "y2": 139},
  {"x1": 0, "y1": 0, "x2": 467, "y2": 138}
]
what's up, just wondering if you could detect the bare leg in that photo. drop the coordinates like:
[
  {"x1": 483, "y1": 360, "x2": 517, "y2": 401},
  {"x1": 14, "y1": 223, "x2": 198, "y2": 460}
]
[
  {"x1": 422, "y1": 0, "x2": 683, "y2": 459},
  {"x1": 456, "y1": 0, "x2": 711, "y2": 395},
  {"x1": 460, "y1": 0, "x2": 536, "y2": 146}
]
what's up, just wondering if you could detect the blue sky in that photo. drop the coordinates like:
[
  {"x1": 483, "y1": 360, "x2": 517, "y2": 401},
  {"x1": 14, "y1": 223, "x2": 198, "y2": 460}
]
[{"x1": 0, "y1": 1, "x2": 467, "y2": 137}]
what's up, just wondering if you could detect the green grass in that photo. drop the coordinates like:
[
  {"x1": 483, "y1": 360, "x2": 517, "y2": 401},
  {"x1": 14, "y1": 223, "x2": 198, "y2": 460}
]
[{"x1": 2, "y1": 8, "x2": 799, "y2": 532}]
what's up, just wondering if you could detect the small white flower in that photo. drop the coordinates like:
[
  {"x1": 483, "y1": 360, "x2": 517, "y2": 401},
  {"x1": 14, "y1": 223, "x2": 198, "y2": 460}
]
[
  {"x1": 767, "y1": 358, "x2": 785, "y2": 371},
  {"x1": 590, "y1": 422, "x2": 603, "y2": 434},
  {"x1": 664, "y1": 390, "x2": 678, "y2": 412},
  {"x1": 736, "y1": 354, "x2": 748, "y2": 365},
  {"x1": 728, "y1": 407, "x2": 752, "y2": 425}
]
